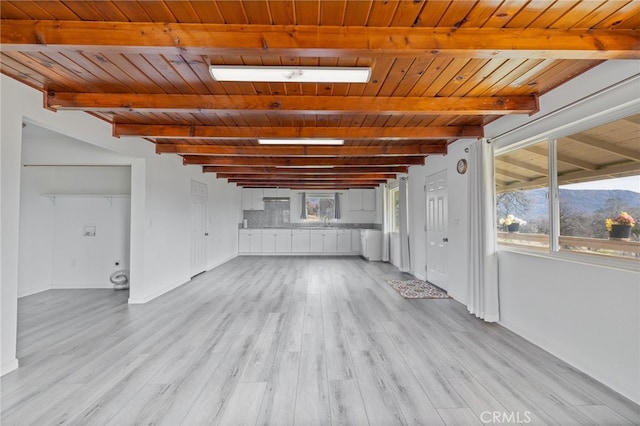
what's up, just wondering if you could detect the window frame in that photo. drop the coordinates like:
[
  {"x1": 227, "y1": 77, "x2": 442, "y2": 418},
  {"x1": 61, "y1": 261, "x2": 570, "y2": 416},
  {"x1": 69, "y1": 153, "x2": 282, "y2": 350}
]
[
  {"x1": 304, "y1": 193, "x2": 335, "y2": 222},
  {"x1": 494, "y1": 104, "x2": 640, "y2": 272}
]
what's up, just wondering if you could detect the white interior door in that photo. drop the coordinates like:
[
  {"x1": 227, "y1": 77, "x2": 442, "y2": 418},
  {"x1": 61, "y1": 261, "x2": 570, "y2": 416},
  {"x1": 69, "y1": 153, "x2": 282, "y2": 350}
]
[
  {"x1": 426, "y1": 171, "x2": 448, "y2": 289},
  {"x1": 190, "y1": 181, "x2": 208, "y2": 276}
]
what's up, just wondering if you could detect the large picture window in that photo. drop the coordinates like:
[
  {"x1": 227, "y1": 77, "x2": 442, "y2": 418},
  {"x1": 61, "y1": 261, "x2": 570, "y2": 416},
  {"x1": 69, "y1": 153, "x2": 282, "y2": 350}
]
[{"x1": 495, "y1": 113, "x2": 640, "y2": 262}]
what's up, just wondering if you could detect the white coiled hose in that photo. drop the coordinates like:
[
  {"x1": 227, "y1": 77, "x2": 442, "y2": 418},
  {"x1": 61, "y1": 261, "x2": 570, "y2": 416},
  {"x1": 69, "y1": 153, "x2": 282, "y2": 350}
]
[{"x1": 110, "y1": 270, "x2": 129, "y2": 290}]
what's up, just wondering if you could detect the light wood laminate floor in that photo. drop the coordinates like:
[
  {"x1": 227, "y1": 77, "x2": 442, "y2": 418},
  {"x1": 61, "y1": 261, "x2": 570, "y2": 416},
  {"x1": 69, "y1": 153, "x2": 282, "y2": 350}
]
[{"x1": 2, "y1": 256, "x2": 638, "y2": 425}]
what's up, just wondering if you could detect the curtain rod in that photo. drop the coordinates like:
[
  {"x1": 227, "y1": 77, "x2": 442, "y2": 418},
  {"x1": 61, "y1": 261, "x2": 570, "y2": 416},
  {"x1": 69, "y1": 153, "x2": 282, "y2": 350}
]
[
  {"x1": 296, "y1": 192, "x2": 343, "y2": 194},
  {"x1": 488, "y1": 73, "x2": 640, "y2": 144}
]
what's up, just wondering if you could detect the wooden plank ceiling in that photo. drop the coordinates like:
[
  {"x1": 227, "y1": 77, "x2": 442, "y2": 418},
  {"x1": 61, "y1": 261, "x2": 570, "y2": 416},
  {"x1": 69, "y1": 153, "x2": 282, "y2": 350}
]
[{"x1": 2, "y1": 1, "x2": 639, "y2": 190}]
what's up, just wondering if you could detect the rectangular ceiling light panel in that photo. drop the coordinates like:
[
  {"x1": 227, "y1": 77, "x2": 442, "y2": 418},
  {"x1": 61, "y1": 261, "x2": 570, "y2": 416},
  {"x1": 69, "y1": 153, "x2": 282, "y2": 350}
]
[
  {"x1": 258, "y1": 139, "x2": 344, "y2": 145},
  {"x1": 209, "y1": 66, "x2": 371, "y2": 83}
]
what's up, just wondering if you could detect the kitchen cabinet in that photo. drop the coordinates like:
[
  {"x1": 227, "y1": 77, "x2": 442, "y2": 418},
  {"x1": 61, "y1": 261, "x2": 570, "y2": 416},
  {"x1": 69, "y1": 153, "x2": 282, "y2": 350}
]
[
  {"x1": 241, "y1": 188, "x2": 264, "y2": 210},
  {"x1": 348, "y1": 189, "x2": 376, "y2": 211},
  {"x1": 310, "y1": 229, "x2": 337, "y2": 253},
  {"x1": 351, "y1": 229, "x2": 361, "y2": 253},
  {"x1": 291, "y1": 229, "x2": 310, "y2": 252},
  {"x1": 261, "y1": 231, "x2": 276, "y2": 253},
  {"x1": 263, "y1": 188, "x2": 291, "y2": 199},
  {"x1": 275, "y1": 229, "x2": 292, "y2": 253},
  {"x1": 238, "y1": 228, "x2": 368, "y2": 255},
  {"x1": 261, "y1": 229, "x2": 292, "y2": 253},
  {"x1": 239, "y1": 229, "x2": 262, "y2": 253},
  {"x1": 337, "y1": 230, "x2": 352, "y2": 253}
]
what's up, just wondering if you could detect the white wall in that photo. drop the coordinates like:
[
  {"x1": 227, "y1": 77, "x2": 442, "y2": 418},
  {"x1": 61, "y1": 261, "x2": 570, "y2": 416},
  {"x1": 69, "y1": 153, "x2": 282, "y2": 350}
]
[
  {"x1": 499, "y1": 251, "x2": 640, "y2": 403},
  {"x1": 0, "y1": 75, "x2": 21, "y2": 375},
  {"x1": 19, "y1": 162, "x2": 132, "y2": 296},
  {"x1": 1, "y1": 74, "x2": 242, "y2": 375},
  {"x1": 408, "y1": 138, "x2": 473, "y2": 302},
  {"x1": 51, "y1": 197, "x2": 130, "y2": 289},
  {"x1": 18, "y1": 167, "x2": 54, "y2": 297},
  {"x1": 485, "y1": 60, "x2": 640, "y2": 403}
]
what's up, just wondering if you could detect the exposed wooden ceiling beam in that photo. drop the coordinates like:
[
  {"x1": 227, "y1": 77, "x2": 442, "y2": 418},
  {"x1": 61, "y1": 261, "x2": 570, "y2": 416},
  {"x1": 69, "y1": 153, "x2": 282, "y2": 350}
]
[
  {"x1": 48, "y1": 92, "x2": 536, "y2": 115},
  {"x1": 184, "y1": 156, "x2": 425, "y2": 166},
  {"x1": 565, "y1": 135, "x2": 640, "y2": 162},
  {"x1": 229, "y1": 179, "x2": 386, "y2": 186},
  {"x1": 114, "y1": 124, "x2": 483, "y2": 139},
  {"x1": 217, "y1": 173, "x2": 396, "y2": 180},
  {"x1": 157, "y1": 143, "x2": 445, "y2": 156},
  {"x1": 242, "y1": 184, "x2": 378, "y2": 189},
  {"x1": 3, "y1": 20, "x2": 639, "y2": 59},
  {"x1": 202, "y1": 166, "x2": 408, "y2": 174}
]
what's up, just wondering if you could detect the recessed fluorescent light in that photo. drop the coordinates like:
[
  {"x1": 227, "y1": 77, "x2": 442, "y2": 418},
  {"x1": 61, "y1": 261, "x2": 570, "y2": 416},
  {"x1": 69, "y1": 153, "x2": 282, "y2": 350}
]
[
  {"x1": 258, "y1": 139, "x2": 344, "y2": 145},
  {"x1": 209, "y1": 66, "x2": 371, "y2": 83}
]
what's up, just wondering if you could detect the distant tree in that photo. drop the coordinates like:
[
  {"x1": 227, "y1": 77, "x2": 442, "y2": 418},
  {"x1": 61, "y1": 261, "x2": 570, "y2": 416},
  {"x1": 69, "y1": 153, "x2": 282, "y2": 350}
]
[
  {"x1": 559, "y1": 203, "x2": 590, "y2": 237},
  {"x1": 496, "y1": 191, "x2": 532, "y2": 218},
  {"x1": 599, "y1": 197, "x2": 628, "y2": 217},
  {"x1": 526, "y1": 217, "x2": 550, "y2": 235}
]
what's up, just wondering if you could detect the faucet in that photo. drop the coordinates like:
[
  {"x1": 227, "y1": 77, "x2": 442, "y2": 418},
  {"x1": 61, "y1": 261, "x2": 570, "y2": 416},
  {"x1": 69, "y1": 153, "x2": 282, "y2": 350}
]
[{"x1": 324, "y1": 217, "x2": 331, "y2": 227}]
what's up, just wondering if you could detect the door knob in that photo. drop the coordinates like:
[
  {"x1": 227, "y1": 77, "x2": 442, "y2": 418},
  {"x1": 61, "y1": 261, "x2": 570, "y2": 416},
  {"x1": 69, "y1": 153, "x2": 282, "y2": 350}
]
[
  {"x1": 442, "y1": 237, "x2": 448, "y2": 242},
  {"x1": 205, "y1": 233, "x2": 209, "y2": 236}
]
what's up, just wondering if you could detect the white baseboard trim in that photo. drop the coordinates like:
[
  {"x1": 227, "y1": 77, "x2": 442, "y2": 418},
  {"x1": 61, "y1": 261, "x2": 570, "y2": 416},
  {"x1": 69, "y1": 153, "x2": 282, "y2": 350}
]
[
  {"x1": 499, "y1": 319, "x2": 640, "y2": 405},
  {"x1": 128, "y1": 278, "x2": 189, "y2": 304},
  {"x1": 237, "y1": 252, "x2": 361, "y2": 256},
  {"x1": 129, "y1": 254, "x2": 239, "y2": 305},
  {"x1": 1, "y1": 358, "x2": 19, "y2": 376},
  {"x1": 206, "y1": 253, "x2": 238, "y2": 271},
  {"x1": 412, "y1": 272, "x2": 427, "y2": 281},
  {"x1": 18, "y1": 285, "x2": 51, "y2": 298},
  {"x1": 52, "y1": 284, "x2": 113, "y2": 289}
]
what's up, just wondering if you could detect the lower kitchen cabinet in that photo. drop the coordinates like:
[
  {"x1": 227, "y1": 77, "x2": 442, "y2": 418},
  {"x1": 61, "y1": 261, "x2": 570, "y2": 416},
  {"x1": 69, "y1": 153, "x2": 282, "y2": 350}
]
[
  {"x1": 337, "y1": 230, "x2": 352, "y2": 253},
  {"x1": 239, "y1": 229, "x2": 262, "y2": 253},
  {"x1": 351, "y1": 229, "x2": 361, "y2": 253},
  {"x1": 275, "y1": 230, "x2": 292, "y2": 253},
  {"x1": 291, "y1": 229, "x2": 310, "y2": 253},
  {"x1": 239, "y1": 228, "x2": 369, "y2": 255},
  {"x1": 310, "y1": 229, "x2": 337, "y2": 253}
]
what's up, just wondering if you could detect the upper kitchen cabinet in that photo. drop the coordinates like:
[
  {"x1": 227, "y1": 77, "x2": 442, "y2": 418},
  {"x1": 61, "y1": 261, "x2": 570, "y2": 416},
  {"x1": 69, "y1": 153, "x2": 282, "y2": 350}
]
[
  {"x1": 263, "y1": 188, "x2": 291, "y2": 199},
  {"x1": 348, "y1": 189, "x2": 376, "y2": 211},
  {"x1": 241, "y1": 188, "x2": 265, "y2": 211}
]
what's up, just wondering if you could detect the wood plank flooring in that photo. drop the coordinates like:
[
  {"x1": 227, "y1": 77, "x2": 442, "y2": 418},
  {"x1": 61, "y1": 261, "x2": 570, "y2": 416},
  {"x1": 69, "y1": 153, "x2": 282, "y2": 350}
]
[{"x1": 2, "y1": 256, "x2": 638, "y2": 425}]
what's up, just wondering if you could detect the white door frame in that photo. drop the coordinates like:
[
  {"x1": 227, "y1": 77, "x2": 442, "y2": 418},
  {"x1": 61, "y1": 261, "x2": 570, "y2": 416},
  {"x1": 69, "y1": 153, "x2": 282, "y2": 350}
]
[
  {"x1": 190, "y1": 180, "x2": 208, "y2": 277},
  {"x1": 425, "y1": 170, "x2": 448, "y2": 289}
]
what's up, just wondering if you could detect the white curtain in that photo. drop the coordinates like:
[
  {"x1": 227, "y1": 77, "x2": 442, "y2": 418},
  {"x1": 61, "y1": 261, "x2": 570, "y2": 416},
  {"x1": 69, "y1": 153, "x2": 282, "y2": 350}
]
[
  {"x1": 467, "y1": 139, "x2": 500, "y2": 322},
  {"x1": 398, "y1": 177, "x2": 411, "y2": 272},
  {"x1": 300, "y1": 192, "x2": 307, "y2": 219},
  {"x1": 381, "y1": 185, "x2": 390, "y2": 262}
]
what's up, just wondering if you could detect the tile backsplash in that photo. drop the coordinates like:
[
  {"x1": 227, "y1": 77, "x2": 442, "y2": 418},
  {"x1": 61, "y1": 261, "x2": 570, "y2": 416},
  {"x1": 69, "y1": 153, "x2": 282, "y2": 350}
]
[
  {"x1": 242, "y1": 200, "x2": 380, "y2": 230},
  {"x1": 243, "y1": 200, "x2": 291, "y2": 228}
]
